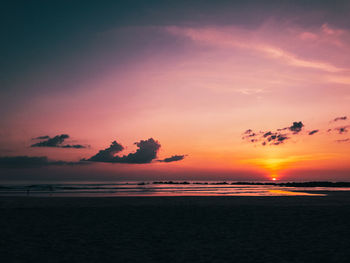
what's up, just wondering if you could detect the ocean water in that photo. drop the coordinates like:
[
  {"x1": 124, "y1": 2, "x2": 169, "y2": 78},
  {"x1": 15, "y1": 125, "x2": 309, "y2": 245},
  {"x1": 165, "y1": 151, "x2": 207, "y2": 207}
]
[{"x1": 1, "y1": 181, "x2": 349, "y2": 197}]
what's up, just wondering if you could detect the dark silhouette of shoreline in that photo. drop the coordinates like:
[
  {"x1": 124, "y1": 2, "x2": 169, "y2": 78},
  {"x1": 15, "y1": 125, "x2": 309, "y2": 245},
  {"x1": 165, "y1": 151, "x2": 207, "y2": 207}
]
[{"x1": 152, "y1": 181, "x2": 350, "y2": 187}]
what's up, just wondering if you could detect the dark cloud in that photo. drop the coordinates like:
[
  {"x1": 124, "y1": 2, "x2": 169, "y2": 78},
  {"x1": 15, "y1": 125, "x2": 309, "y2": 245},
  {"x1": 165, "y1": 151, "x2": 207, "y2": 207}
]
[
  {"x1": 113, "y1": 138, "x2": 161, "y2": 164},
  {"x1": 31, "y1": 134, "x2": 69, "y2": 147},
  {"x1": 266, "y1": 134, "x2": 277, "y2": 142},
  {"x1": 277, "y1": 134, "x2": 289, "y2": 142},
  {"x1": 87, "y1": 141, "x2": 124, "y2": 162},
  {"x1": 87, "y1": 138, "x2": 162, "y2": 164},
  {"x1": 267, "y1": 134, "x2": 289, "y2": 145},
  {"x1": 33, "y1": 135, "x2": 50, "y2": 140},
  {"x1": 308, "y1": 130, "x2": 319, "y2": 135},
  {"x1": 263, "y1": 131, "x2": 272, "y2": 137},
  {"x1": 333, "y1": 116, "x2": 347, "y2": 122},
  {"x1": 336, "y1": 127, "x2": 349, "y2": 134},
  {"x1": 244, "y1": 120, "x2": 350, "y2": 146},
  {"x1": 244, "y1": 129, "x2": 253, "y2": 134},
  {"x1": 326, "y1": 125, "x2": 350, "y2": 134},
  {"x1": 61, "y1": 144, "x2": 88, "y2": 149},
  {"x1": 242, "y1": 121, "x2": 305, "y2": 146},
  {"x1": 31, "y1": 134, "x2": 86, "y2": 148},
  {"x1": 0, "y1": 156, "x2": 84, "y2": 168},
  {"x1": 242, "y1": 133, "x2": 257, "y2": 140},
  {"x1": 289, "y1": 121, "x2": 304, "y2": 133},
  {"x1": 0, "y1": 156, "x2": 48, "y2": 168},
  {"x1": 241, "y1": 130, "x2": 257, "y2": 140},
  {"x1": 241, "y1": 130, "x2": 258, "y2": 140},
  {"x1": 245, "y1": 130, "x2": 290, "y2": 146},
  {"x1": 158, "y1": 155, "x2": 186, "y2": 163}
]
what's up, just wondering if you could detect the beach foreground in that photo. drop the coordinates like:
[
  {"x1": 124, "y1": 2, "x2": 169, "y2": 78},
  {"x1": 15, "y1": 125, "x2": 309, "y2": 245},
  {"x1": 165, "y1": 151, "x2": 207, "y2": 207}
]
[{"x1": 1, "y1": 193, "x2": 350, "y2": 263}]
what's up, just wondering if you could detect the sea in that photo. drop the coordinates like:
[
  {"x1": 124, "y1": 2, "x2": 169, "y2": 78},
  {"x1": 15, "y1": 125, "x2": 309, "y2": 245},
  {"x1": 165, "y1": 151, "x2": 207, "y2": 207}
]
[{"x1": 1, "y1": 181, "x2": 350, "y2": 197}]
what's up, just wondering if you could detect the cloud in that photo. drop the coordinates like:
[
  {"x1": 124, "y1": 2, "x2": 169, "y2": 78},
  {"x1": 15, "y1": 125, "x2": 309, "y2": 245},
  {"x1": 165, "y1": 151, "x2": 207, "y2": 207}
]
[
  {"x1": 158, "y1": 155, "x2": 186, "y2": 163},
  {"x1": 31, "y1": 134, "x2": 86, "y2": 148},
  {"x1": 244, "y1": 130, "x2": 290, "y2": 146},
  {"x1": 242, "y1": 121, "x2": 305, "y2": 146},
  {"x1": 0, "y1": 156, "x2": 84, "y2": 168},
  {"x1": 31, "y1": 134, "x2": 69, "y2": 147},
  {"x1": 118, "y1": 138, "x2": 161, "y2": 164},
  {"x1": 86, "y1": 138, "x2": 162, "y2": 164},
  {"x1": 241, "y1": 130, "x2": 257, "y2": 140},
  {"x1": 166, "y1": 26, "x2": 346, "y2": 73},
  {"x1": 263, "y1": 131, "x2": 272, "y2": 137},
  {"x1": 274, "y1": 134, "x2": 289, "y2": 144},
  {"x1": 266, "y1": 133, "x2": 289, "y2": 145},
  {"x1": 61, "y1": 145, "x2": 87, "y2": 149},
  {"x1": 33, "y1": 135, "x2": 50, "y2": 140},
  {"x1": 243, "y1": 119, "x2": 350, "y2": 146},
  {"x1": 308, "y1": 130, "x2": 319, "y2": 135},
  {"x1": 289, "y1": 121, "x2": 304, "y2": 133},
  {"x1": 327, "y1": 124, "x2": 350, "y2": 135},
  {"x1": 243, "y1": 129, "x2": 253, "y2": 134},
  {"x1": 336, "y1": 126, "x2": 349, "y2": 134},
  {"x1": 333, "y1": 116, "x2": 347, "y2": 122},
  {"x1": 87, "y1": 141, "x2": 124, "y2": 162}
]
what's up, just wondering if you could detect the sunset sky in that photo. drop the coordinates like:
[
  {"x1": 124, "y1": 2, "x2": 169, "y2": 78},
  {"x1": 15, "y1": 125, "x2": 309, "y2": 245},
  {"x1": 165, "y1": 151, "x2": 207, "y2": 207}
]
[{"x1": 1, "y1": 0, "x2": 350, "y2": 182}]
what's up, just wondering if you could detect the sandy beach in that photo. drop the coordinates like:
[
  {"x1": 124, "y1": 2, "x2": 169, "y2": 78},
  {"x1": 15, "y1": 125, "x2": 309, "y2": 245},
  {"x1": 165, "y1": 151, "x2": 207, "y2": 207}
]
[{"x1": 1, "y1": 193, "x2": 350, "y2": 262}]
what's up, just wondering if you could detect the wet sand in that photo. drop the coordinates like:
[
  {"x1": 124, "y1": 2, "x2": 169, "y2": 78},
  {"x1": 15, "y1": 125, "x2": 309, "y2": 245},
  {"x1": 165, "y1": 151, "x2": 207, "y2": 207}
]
[{"x1": 1, "y1": 193, "x2": 350, "y2": 262}]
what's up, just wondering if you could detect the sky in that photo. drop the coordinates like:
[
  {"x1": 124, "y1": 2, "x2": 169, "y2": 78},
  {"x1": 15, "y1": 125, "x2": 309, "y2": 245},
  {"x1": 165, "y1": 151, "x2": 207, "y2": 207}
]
[{"x1": 1, "y1": 0, "x2": 350, "y2": 182}]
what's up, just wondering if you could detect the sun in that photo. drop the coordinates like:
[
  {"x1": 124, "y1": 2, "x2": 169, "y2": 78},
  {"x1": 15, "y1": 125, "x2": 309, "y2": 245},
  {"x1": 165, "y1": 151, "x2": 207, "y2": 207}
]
[{"x1": 270, "y1": 175, "x2": 278, "y2": 181}]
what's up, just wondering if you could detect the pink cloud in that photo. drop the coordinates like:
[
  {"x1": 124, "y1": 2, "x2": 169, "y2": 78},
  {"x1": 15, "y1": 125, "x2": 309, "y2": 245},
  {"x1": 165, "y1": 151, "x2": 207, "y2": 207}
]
[
  {"x1": 166, "y1": 24, "x2": 350, "y2": 74},
  {"x1": 321, "y1": 23, "x2": 344, "y2": 36},
  {"x1": 299, "y1": 32, "x2": 318, "y2": 41}
]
